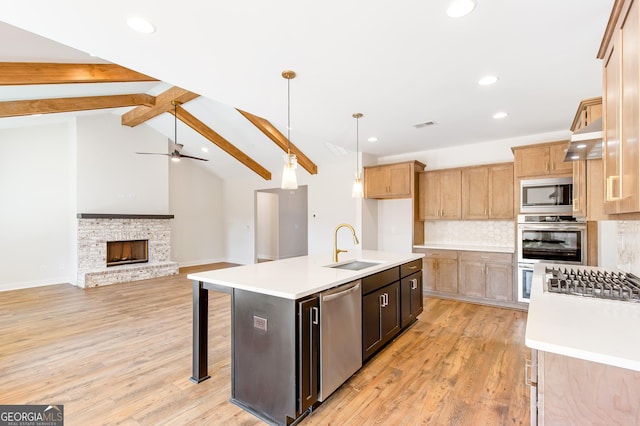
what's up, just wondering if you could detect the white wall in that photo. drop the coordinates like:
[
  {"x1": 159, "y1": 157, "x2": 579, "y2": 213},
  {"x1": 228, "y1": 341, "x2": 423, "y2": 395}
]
[
  {"x1": 377, "y1": 130, "x2": 570, "y2": 170},
  {"x1": 223, "y1": 158, "x2": 360, "y2": 265},
  {"x1": 76, "y1": 114, "x2": 169, "y2": 214},
  {"x1": 0, "y1": 121, "x2": 76, "y2": 290},
  {"x1": 169, "y1": 160, "x2": 225, "y2": 266},
  {"x1": 256, "y1": 191, "x2": 279, "y2": 260}
]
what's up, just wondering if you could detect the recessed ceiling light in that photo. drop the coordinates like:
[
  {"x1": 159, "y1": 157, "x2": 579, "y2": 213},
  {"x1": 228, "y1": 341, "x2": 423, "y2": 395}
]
[
  {"x1": 368, "y1": 137, "x2": 378, "y2": 143},
  {"x1": 446, "y1": 0, "x2": 477, "y2": 18},
  {"x1": 493, "y1": 112, "x2": 508, "y2": 119},
  {"x1": 571, "y1": 155, "x2": 580, "y2": 160},
  {"x1": 478, "y1": 75, "x2": 498, "y2": 85},
  {"x1": 201, "y1": 147, "x2": 209, "y2": 153},
  {"x1": 576, "y1": 144, "x2": 587, "y2": 149},
  {"x1": 127, "y1": 17, "x2": 155, "y2": 34}
]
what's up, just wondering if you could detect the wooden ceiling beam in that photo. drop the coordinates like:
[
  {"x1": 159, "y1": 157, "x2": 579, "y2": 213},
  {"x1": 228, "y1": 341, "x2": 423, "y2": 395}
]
[
  {"x1": 0, "y1": 62, "x2": 157, "y2": 85},
  {"x1": 236, "y1": 108, "x2": 318, "y2": 175},
  {"x1": 0, "y1": 94, "x2": 155, "y2": 118},
  {"x1": 121, "y1": 86, "x2": 199, "y2": 127},
  {"x1": 174, "y1": 106, "x2": 272, "y2": 181}
]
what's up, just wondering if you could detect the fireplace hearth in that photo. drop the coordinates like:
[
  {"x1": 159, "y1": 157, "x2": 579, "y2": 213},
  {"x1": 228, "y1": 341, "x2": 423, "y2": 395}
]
[{"x1": 107, "y1": 240, "x2": 148, "y2": 267}]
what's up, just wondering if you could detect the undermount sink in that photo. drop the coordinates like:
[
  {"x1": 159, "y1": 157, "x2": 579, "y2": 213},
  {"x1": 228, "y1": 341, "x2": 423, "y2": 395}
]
[{"x1": 328, "y1": 260, "x2": 382, "y2": 271}]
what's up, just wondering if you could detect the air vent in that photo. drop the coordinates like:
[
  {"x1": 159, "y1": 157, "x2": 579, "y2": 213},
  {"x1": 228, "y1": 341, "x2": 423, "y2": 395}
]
[{"x1": 414, "y1": 121, "x2": 437, "y2": 129}]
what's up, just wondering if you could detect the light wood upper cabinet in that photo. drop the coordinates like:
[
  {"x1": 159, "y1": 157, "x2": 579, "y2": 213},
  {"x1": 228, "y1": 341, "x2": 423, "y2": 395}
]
[
  {"x1": 599, "y1": 0, "x2": 640, "y2": 215},
  {"x1": 512, "y1": 141, "x2": 573, "y2": 178},
  {"x1": 461, "y1": 163, "x2": 514, "y2": 220},
  {"x1": 364, "y1": 161, "x2": 425, "y2": 199},
  {"x1": 418, "y1": 169, "x2": 461, "y2": 220},
  {"x1": 570, "y1": 98, "x2": 609, "y2": 220}
]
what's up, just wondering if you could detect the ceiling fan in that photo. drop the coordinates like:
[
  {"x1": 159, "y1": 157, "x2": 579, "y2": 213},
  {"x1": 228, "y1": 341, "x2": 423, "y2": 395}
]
[{"x1": 136, "y1": 100, "x2": 208, "y2": 162}]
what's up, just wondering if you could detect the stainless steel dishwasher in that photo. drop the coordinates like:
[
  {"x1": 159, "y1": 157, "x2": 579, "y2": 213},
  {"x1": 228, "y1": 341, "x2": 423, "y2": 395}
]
[{"x1": 319, "y1": 279, "x2": 362, "y2": 401}]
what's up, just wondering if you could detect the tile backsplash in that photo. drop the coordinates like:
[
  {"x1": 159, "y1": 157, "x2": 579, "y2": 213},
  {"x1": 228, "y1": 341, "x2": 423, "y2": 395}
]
[
  {"x1": 424, "y1": 220, "x2": 515, "y2": 248},
  {"x1": 615, "y1": 221, "x2": 640, "y2": 275}
]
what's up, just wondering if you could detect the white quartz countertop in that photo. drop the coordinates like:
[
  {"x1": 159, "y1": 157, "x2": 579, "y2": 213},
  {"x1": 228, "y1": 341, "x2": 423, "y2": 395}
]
[
  {"x1": 525, "y1": 263, "x2": 640, "y2": 372},
  {"x1": 187, "y1": 250, "x2": 424, "y2": 300},
  {"x1": 413, "y1": 243, "x2": 515, "y2": 253}
]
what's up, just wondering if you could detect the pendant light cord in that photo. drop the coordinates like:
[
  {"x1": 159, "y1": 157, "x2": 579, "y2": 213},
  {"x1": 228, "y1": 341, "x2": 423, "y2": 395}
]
[
  {"x1": 287, "y1": 77, "x2": 291, "y2": 156},
  {"x1": 356, "y1": 116, "x2": 359, "y2": 177},
  {"x1": 174, "y1": 102, "x2": 177, "y2": 144}
]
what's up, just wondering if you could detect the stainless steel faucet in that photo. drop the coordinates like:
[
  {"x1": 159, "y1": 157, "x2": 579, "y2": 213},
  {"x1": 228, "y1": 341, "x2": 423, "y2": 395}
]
[{"x1": 333, "y1": 223, "x2": 359, "y2": 262}]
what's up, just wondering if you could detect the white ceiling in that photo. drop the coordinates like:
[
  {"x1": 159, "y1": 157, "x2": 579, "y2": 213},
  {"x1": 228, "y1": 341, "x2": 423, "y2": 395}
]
[{"x1": 0, "y1": 0, "x2": 614, "y2": 181}]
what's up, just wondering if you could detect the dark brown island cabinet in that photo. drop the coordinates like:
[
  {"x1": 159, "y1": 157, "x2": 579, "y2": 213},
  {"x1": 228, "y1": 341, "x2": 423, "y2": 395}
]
[{"x1": 190, "y1": 258, "x2": 423, "y2": 426}]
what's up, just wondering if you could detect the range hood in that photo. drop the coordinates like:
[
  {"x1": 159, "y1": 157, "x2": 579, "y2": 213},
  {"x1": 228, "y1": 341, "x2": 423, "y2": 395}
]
[{"x1": 564, "y1": 117, "x2": 603, "y2": 161}]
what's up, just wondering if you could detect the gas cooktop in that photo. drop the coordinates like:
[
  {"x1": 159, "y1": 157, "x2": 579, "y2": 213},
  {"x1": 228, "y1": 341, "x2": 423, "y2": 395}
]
[{"x1": 544, "y1": 266, "x2": 640, "y2": 302}]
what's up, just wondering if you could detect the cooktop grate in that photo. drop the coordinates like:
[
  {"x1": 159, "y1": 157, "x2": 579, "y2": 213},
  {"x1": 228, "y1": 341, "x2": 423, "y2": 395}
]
[{"x1": 544, "y1": 266, "x2": 640, "y2": 302}]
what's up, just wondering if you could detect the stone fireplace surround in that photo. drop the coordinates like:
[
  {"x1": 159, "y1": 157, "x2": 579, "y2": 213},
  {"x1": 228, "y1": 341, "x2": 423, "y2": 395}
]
[{"x1": 77, "y1": 213, "x2": 179, "y2": 287}]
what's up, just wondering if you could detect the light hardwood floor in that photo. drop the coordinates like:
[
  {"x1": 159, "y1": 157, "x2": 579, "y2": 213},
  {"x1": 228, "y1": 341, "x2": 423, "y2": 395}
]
[{"x1": 0, "y1": 265, "x2": 529, "y2": 425}]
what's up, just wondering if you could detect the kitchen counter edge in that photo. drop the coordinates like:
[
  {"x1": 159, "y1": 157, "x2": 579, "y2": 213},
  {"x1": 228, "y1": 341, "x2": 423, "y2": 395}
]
[{"x1": 187, "y1": 251, "x2": 424, "y2": 300}]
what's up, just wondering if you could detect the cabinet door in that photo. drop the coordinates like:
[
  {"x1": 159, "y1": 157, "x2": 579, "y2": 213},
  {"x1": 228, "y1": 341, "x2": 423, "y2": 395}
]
[
  {"x1": 572, "y1": 159, "x2": 587, "y2": 217},
  {"x1": 620, "y1": 1, "x2": 640, "y2": 213},
  {"x1": 401, "y1": 271, "x2": 423, "y2": 328},
  {"x1": 388, "y1": 163, "x2": 412, "y2": 197},
  {"x1": 436, "y1": 258, "x2": 458, "y2": 294},
  {"x1": 298, "y1": 296, "x2": 319, "y2": 413},
  {"x1": 462, "y1": 166, "x2": 489, "y2": 219},
  {"x1": 488, "y1": 164, "x2": 514, "y2": 219},
  {"x1": 419, "y1": 171, "x2": 441, "y2": 219},
  {"x1": 514, "y1": 146, "x2": 550, "y2": 177},
  {"x1": 603, "y1": 36, "x2": 622, "y2": 213},
  {"x1": 440, "y1": 169, "x2": 462, "y2": 219},
  {"x1": 362, "y1": 287, "x2": 384, "y2": 361},
  {"x1": 549, "y1": 144, "x2": 573, "y2": 174},
  {"x1": 380, "y1": 282, "x2": 401, "y2": 342},
  {"x1": 485, "y1": 262, "x2": 513, "y2": 302},
  {"x1": 422, "y1": 257, "x2": 437, "y2": 291},
  {"x1": 364, "y1": 166, "x2": 390, "y2": 198},
  {"x1": 458, "y1": 260, "x2": 485, "y2": 298}
]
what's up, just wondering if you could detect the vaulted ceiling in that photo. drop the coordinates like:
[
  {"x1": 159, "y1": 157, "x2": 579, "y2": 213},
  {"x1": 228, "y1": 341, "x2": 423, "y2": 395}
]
[{"x1": 0, "y1": 1, "x2": 614, "y2": 181}]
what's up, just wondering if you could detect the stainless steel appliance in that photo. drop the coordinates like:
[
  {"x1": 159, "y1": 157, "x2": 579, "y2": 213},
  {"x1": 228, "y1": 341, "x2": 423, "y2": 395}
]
[
  {"x1": 319, "y1": 280, "x2": 362, "y2": 401},
  {"x1": 517, "y1": 215, "x2": 587, "y2": 303},
  {"x1": 543, "y1": 266, "x2": 640, "y2": 302},
  {"x1": 520, "y1": 177, "x2": 573, "y2": 214}
]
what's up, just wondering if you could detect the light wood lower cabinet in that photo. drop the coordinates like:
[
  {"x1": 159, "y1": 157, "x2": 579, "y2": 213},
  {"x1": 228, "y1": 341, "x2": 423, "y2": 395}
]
[
  {"x1": 459, "y1": 251, "x2": 513, "y2": 302},
  {"x1": 530, "y1": 349, "x2": 640, "y2": 425},
  {"x1": 421, "y1": 249, "x2": 458, "y2": 294},
  {"x1": 416, "y1": 248, "x2": 516, "y2": 307}
]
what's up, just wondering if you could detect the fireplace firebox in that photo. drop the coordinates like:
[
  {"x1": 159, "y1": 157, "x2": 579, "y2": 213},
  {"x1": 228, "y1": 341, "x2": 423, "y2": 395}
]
[{"x1": 106, "y1": 240, "x2": 149, "y2": 267}]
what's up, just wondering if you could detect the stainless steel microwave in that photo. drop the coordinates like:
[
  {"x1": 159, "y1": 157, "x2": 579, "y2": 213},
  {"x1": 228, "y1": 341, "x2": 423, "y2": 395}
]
[{"x1": 520, "y1": 177, "x2": 573, "y2": 214}]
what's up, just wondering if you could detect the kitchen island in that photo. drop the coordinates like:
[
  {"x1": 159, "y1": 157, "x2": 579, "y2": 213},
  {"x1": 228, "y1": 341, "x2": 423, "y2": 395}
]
[
  {"x1": 525, "y1": 263, "x2": 640, "y2": 424},
  {"x1": 188, "y1": 250, "x2": 424, "y2": 425}
]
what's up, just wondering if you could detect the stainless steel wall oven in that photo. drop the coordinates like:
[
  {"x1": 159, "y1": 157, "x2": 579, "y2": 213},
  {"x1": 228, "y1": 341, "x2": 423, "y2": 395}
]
[{"x1": 517, "y1": 215, "x2": 587, "y2": 302}]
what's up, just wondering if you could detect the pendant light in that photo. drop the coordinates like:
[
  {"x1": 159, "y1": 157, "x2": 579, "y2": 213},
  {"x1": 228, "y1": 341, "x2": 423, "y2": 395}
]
[
  {"x1": 352, "y1": 113, "x2": 364, "y2": 198},
  {"x1": 281, "y1": 70, "x2": 298, "y2": 190}
]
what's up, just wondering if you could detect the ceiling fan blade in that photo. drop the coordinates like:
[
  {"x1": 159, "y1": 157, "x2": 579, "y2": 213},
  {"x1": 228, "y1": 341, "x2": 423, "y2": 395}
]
[
  {"x1": 136, "y1": 152, "x2": 170, "y2": 156},
  {"x1": 179, "y1": 154, "x2": 209, "y2": 161}
]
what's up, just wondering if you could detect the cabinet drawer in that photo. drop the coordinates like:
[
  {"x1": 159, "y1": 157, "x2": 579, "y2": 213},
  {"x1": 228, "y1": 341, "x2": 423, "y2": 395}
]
[
  {"x1": 362, "y1": 267, "x2": 400, "y2": 295},
  {"x1": 417, "y1": 248, "x2": 458, "y2": 260},
  {"x1": 400, "y1": 259, "x2": 422, "y2": 278},
  {"x1": 459, "y1": 251, "x2": 512, "y2": 264}
]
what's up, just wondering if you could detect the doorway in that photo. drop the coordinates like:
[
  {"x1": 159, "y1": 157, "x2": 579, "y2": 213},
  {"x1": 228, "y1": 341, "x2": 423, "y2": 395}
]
[{"x1": 255, "y1": 186, "x2": 308, "y2": 262}]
